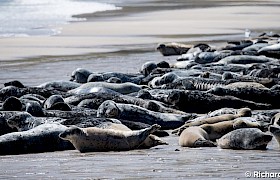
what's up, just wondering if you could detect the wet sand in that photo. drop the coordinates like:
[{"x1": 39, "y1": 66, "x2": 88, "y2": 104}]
[
  {"x1": 0, "y1": 133, "x2": 279, "y2": 179},
  {"x1": 1, "y1": 0, "x2": 280, "y2": 179}
]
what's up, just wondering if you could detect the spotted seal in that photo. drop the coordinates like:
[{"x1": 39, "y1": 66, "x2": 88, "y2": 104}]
[
  {"x1": 217, "y1": 128, "x2": 272, "y2": 150},
  {"x1": 59, "y1": 124, "x2": 161, "y2": 152}
]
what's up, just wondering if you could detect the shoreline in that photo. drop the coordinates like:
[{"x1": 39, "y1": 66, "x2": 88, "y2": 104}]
[{"x1": 0, "y1": 1, "x2": 280, "y2": 63}]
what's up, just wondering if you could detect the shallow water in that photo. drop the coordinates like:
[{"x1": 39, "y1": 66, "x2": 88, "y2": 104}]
[
  {"x1": 0, "y1": 133, "x2": 279, "y2": 179},
  {"x1": 0, "y1": 51, "x2": 176, "y2": 87}
]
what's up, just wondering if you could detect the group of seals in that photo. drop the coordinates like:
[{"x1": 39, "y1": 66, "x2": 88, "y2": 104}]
[{"x1": 0, "y1": 31, "x2": 280, "y2": 155}]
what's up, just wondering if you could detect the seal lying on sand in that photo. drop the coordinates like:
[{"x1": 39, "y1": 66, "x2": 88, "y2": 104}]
[
  {"x1": 156, "y1": 43, "x2": 192, "y2": 56},
  {"x1": 200, "y1": 119, "x2": 260, "y2": 141},
  {"x1": 0, "y1": 123, "x2": 74, "y2": 155},
  {"x1": 68, "y1": 82, "x2": 143, "y2": 95},
  {"x1": 179, "y1": 126, "x2": 216, "y2": 147},
  {"x1": 97, "y1": 100, "x2": 189, "y2": 129},
  {"x1": 172, "y1": 108, "x2": 251, "y2": 135},
  {"x1": 100, "y1": 122, "x2": 168, "y2": 149},
  {"x1": 59, "y1": 124, "x2": 161, "y2": 152},
  {"x1": 217, "y1": 128, "x2": 272, "y2": 150}
]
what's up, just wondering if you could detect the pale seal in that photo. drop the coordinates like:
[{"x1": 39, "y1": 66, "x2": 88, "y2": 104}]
[
  {"x1": 99, "y1": 122, "x2": 168, "y2": 149},
  {"x1": 173, "y1": 108, "x2": 251, "y2": 135},
  {"x1": 200, "y1": 119, "x2": 260, "y2": 141},
  {"x1": 179, "y1": 126, "x2": 216, "y2": 147},
  {"x1": 59, "y1": 124, "x2": 161, "y2": 152},
  {"x1": 217, "y1": 128, "x2": 272, "y2": 150},
  {"x1": 68, "y1": 82, "x2": 143, "y2": 95}
]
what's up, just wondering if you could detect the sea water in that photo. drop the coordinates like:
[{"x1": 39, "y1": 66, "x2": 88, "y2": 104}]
[{"x1": 0, "y1": 0, "x2": 121, "y2": 37}]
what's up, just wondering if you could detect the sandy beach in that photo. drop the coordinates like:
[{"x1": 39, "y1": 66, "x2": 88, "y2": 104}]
[
  {"x1": 1, "y1": 1, "x2": 280, "y2": 63},
  {"x1": 1, "y1": 1, "x2": 280, "y2": 179}
]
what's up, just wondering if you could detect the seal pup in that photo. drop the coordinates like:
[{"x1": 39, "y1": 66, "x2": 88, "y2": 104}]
[
  {"x1": 217, "y1": 128, "x2": 272, "y2": 150},
  {"x1": 59, "y1": 124, "x2": 161, "y2": 152},
  {"x1": 0, "y1": 123, "x2": 74, "y2": 155},
  {"x1": 179, "y1": 127, "x2": 216, "y2": 147}
]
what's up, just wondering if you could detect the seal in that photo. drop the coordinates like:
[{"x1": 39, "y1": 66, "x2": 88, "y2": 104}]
[
  {"x1": 217, "y1": 128, "x2": 272, "y2": 150},
  {"x1": 97, "y1": 100, "x2": 188, "y2": 129},
  {"x1": 200, "y1": 119, "x2": 260, "y2": 141},
  {"x1": 1, "y1": 96, "x2": 22, "y2": 111},
  {"x1": 59, "y1": 124, "x2": 161, "y2": 152},
  {"x1": 172, "y1": 108, "x2": 251, "y2": 135},
  {"x1": 6, "y1": 112, "x2": 45, "y2": 131},
  {"x1": 37, "y1": 80, "x2": 81, "y2": 92},
  {"x1": 0, "y1": 123, "x2": 74, "y2": 155},
  {"x1": 268, "y1": 125, "x2": 280, "y2": 147},
  {"x1": 70, "y1": 68, "x2": 92, "y2": 83},
  {"x1": 156, "y1": 42, "x2": 192, "y2": 56},
  {"x1": 140, "y1": 62, "x2": 158, "y2": 76},
  {"x1": 214, "y1": 55, "x2": 277, "y2": 65},
  {"x1": 179, "y1": 126, "x2": 216, "y2": 147},
  {"x1": 43, "y1": 95, "x2": 71, "y2": 111},
  {"x1": 98, "y1": 122, "x2": 168, "y2": 149},
  {"x1": 68, "y1": 82, "x2": 143, "y2": 95}
]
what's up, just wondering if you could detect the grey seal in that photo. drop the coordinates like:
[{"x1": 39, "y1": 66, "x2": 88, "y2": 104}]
[
  {"x1": 217, "y1": 128, "x2": 272, "y2": 150},
  {"x1": 97, "y1": 100, "x2": 188, "y2": 129},
  {"x1": 0, "y1": 123, "x2": 74, "y2": 155},
  {"x1": 59, "y1": 124, "x2": 161, "y2": 152}
]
